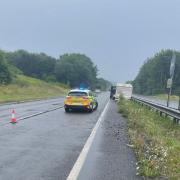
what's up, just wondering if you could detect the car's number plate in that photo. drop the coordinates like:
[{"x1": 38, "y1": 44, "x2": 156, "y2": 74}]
[{"x1": 72, "y1": 102, "x2": 82, "y2": 105}]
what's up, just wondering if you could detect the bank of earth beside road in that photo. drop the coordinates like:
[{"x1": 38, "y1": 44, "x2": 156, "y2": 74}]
[
  {"x1": 119, "y1": 97, "x2": 180, "y2": 180},
  {"x1": 0, "y1": 75, "x2": 68, "y2": 103}
]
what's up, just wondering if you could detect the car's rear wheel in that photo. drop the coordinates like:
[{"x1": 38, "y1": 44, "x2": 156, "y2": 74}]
[
  {"x1": 88, "y1": 103, "x2": 93, "y2": 113},
  {"x1": 94, "y1": 102, "x2": 98, "y2": 110},
  {"x1": 65, "y1": 108, "x2": 70, "y2": 113}
]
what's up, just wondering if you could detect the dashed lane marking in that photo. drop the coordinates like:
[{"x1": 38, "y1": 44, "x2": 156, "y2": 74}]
[{"x1": 0, "y1": 105, "x2": 64, "y2": 126}]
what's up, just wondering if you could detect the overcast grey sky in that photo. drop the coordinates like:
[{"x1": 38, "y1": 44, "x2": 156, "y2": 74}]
[{"x1": 0, "y1": 0, "x2": 180, "y2": 82}]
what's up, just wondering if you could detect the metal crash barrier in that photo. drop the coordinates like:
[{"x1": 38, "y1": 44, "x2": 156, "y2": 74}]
[{"x1": 131, "y1": 96, "x2": 180, "y2": 124}]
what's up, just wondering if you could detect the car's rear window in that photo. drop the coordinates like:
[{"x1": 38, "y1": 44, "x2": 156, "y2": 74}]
[{"x1": 68, "y1": 92, "x2": 88, "y2": 97}]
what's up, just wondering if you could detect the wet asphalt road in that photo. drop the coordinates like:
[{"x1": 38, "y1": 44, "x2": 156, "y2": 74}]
[
  {"x1": 0, "y1": 93, "x2": 109, "y2": 180},
  {"x1": 0, "y1": 93, "x2": 139, "y2": 180},
  {"x1": 0, "y1": 98, "x2": 64, "y2": 125}
]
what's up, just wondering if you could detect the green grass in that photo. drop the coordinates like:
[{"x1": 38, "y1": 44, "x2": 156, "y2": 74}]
[
  {"x1": 152, "y1": 94, "x2": 179, "y2": 101},
  {"x1": 0, "y1": 75, "x2": 68, "y2": 103},
  {"x1": 119, "y1": 98, "x2": 180, "y2": 179}
]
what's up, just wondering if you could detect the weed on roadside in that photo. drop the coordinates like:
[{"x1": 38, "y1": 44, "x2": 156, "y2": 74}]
[{"x1": 119, "y1": 99, "x2": 180, "y2": 179}]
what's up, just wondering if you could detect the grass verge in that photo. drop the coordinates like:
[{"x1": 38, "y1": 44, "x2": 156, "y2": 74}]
[
  {"x1": 152, "y1": 94, "x2": 179, "y2": 102},
  {"x1": 119, "y1": 97, "x2": 180, "y2": 179},
  {"x1": 0, "y1": 75, "x2": 68, "y2": 103}
]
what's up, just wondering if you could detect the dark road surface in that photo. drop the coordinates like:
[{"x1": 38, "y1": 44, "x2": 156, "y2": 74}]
[
  {"x1": 0, "y1": 93, "x2": 139, "y2": 180},
  {"x1": 0, "y1": 98, "x2": 64, "y2": 125}
]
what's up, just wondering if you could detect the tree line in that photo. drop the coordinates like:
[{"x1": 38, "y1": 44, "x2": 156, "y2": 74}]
[
  {"x1": 133, "y1": 49, "x2": 180, "y2": 95},
  {"x1": 0, "y1": 49, "x2": 110, "y2": 90}
]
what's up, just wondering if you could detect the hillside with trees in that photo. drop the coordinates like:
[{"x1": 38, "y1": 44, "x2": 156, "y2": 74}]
[
  {"x1": 0, "y1": 49, "x2": 110, "y2": 91},
  {"x1": 5, "y1": 50, "x2": 57, "y2": 82},
  {"x1": 0, "y1": 52, "x2": 12, "y2": 84},
  {"x1": 133, "y1": 50, "x2": 180, "y2": 95},
  {"x1": 55, "y1": 54, "x2": 98, "y2": 89}
]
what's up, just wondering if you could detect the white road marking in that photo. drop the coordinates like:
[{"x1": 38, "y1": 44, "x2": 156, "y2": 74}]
[
  {"x1": 66, "y1": 100, "x2": 110, "y2": 180},
  {"x1": 0, "y1": 105, "x2": 64, "y2": 127}
]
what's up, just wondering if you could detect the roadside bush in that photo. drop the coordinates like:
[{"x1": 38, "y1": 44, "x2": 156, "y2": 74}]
[
  {"x1": 0, "y1": 54, "x2": 12, "y2": 84},
  {"x1": 118, "y1": 95, "x2": 129, "y2": 118}
]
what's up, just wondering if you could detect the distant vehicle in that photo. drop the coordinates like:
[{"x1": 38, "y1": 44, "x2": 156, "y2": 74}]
[
  {"x1": 111, "y1": 83, "x2": 133, "y2": 101},
  {"x1": 64, "y1": 89, "x2": 98, "y2": 112},
  {"x1": 95, "y1": 89, "x2": 101, "y2": 93},
  {"x1": 110, "y1": 85, "x2": 116, "y2": 99}
]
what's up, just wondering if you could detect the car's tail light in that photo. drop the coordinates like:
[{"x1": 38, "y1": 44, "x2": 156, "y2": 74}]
[
  {"x1": 82, "y1": 96, "x2": 88, "y2": 100},
  {"x1": 66, "y1": 96, "x2": 72, "y2": 100}
]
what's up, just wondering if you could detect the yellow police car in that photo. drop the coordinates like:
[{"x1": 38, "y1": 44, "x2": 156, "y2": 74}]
[{"x1": 64, "y1": 89, "x2": 98, "y2": 112}]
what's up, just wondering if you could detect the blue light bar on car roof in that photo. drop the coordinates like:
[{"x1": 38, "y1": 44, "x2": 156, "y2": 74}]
[{"x1": 80, "y1": 83, "x2": 86, "y2": 90}]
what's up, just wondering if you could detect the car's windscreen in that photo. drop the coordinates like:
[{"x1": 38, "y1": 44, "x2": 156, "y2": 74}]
[{"x1": 68, "y1": 92, "x2": 88, "y2": 97}]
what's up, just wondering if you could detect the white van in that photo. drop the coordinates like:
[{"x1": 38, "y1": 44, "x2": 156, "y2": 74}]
[{"x1": 113, "y1": 83, "x2": 133, "y2": 101}]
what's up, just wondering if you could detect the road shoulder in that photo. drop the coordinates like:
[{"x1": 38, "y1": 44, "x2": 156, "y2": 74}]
[{"x1": 78, "y1": 100, "x2": 142, "y2": 180}]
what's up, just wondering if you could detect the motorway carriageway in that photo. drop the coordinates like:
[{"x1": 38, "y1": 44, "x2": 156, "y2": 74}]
[
  {"x1": 0, "y1": 98, "x2": 64, "y2": 125},
  {"x1": 0, "y1": 92, "x2": 140, "y2": 180}
]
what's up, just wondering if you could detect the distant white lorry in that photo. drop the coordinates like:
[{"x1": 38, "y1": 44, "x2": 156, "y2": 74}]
[{"x1": 111, "y1": 83, "x2": 133, "y2": 101}]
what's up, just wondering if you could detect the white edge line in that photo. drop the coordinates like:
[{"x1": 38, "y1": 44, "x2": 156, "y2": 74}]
[{"x1": 66, "y1": 100, "x2": 110, "y2": 180}]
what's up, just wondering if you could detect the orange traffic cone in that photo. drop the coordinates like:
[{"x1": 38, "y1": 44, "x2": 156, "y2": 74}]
[{"x1": 10, "y1": 109, "x2": 17, "y2": 123}]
